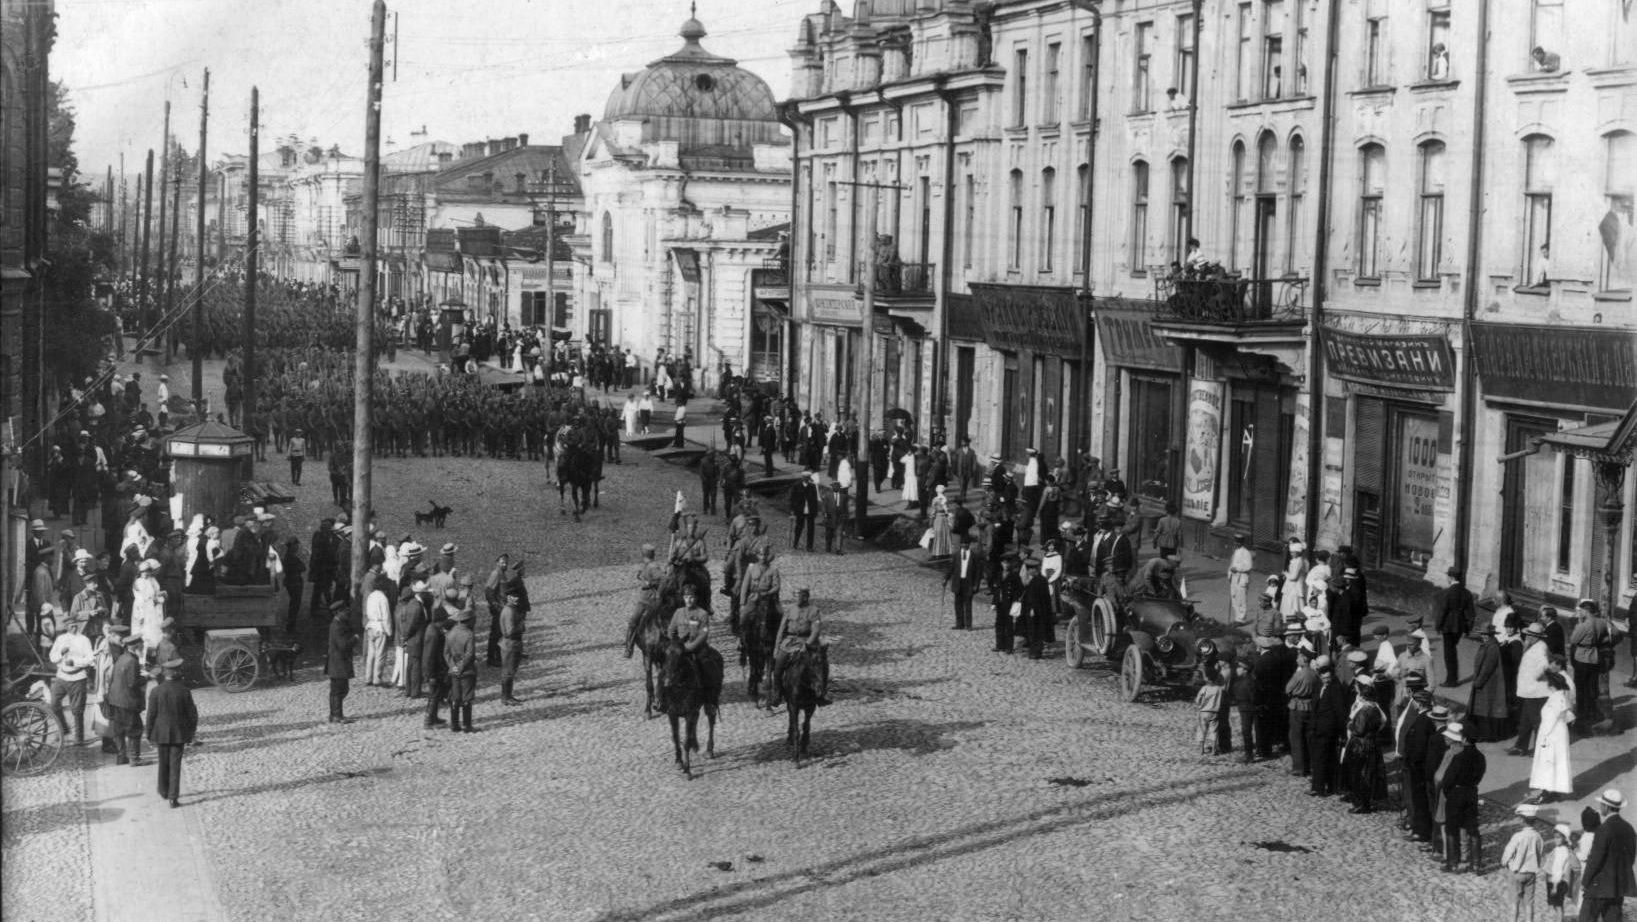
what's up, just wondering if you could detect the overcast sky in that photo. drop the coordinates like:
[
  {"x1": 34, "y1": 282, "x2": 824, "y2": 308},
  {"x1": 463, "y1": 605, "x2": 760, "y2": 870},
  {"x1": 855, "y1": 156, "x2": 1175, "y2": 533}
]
[{"x1": 57, "y1": 0, "x2": 804, "y2": 180}]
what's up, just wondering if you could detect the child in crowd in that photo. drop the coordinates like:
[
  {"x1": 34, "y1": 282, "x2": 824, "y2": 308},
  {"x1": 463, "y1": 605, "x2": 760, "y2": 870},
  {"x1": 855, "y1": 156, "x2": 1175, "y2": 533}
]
[
  {"x1": 1194, "y1": 664, "x2": 1225, "y2": 757},
  {"x1": 1543, "y1": 822, "x2": 1580, "y2": 921}
]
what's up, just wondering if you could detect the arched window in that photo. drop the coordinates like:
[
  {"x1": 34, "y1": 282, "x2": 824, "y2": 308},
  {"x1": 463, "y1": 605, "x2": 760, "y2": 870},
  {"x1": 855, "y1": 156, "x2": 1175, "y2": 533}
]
[
  {"x1": 1416, "y1": 141, "x2": 1446, "y2": 281},
  {"x1": 1256, "y1": 133, "x2": 1278, "y2": 194},
  {"x1": 601, "y1": 212, "x2": 615, "y2": 265},
  {"x1": 1040, "y1": 167, "x2": 1057, "y2": 271},
  {"x1": 1169, "y1": 157, "x2": 1190, "y2": 262},
  {"x1": 1286, "y1": 136, "x2": 1306, "y2": 272},
  {"x1": 1521, "y1": 134, "x2": 1555, "y2": 287},
  {"x1": 1130, "y1": 160, "x2": 1150, "y2": 273},
  {"x1": 1599, "y1": 131, "x2": 1632, "y2": 292},
  {"x1": 1075, "y1": 164, "x2": 1090, "y2": 272},
  {"x1": 1357, "y1": 143, "x2": 1386, "y2": 278},
  {"x1": 1230, "y1": 141, "x2": 1247, "y2": 269}
]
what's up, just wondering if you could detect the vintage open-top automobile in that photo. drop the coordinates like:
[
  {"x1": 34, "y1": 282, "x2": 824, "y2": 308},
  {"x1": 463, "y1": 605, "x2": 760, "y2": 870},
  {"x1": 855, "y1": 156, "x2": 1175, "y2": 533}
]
[{"x1": 1062, "y1": 578, "x2": 1233, "y2": 701}]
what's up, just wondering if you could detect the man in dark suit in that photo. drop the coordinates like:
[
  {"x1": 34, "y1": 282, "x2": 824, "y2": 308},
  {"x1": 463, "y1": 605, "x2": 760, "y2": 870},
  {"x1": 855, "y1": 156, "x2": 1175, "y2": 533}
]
[
  {"x1": 1019, "y1": 556, "x2": 1055, "y2": 660},
  {"x1": 991, "y1": 554, "x2": 1023, "y2": 654},
  {"x1": 790, "y1": 473, "x2": 819, "y2": 552},
  {"x1": 1435, "y1": 721, "x2": 1487, "y2": 873},
  {"x1": 395, "y1": 586, "x2": 428, "y2": 698},
  {"x1": 324, "y1": 600, "x2": 355, "y2": 724},
  {"x1": 1308, "y1": 657, "x2": 1349, "y2": 797},
  {"x1": 1252, "y1": 631, "x2": 1299, "y2": 759},
  {"x1": 944, "y1": 534, "x2": 985, "y2": 630},
  {"x1": 819, "y1": 481, "x2": 845, "y2": 555},
  {"x1": 1432, "y1": 567, "x2": 1477, "y2": 686},
  {"x1": 145, "y1": 657, "x2": 198, "y2": 808},
  {"x1": 422, "y1": 610, "x2": 450, "y2": 728},
  {"x1": 104, "y1": 630, "x2": 146, "y2": 766},
  {"x1": 1581, "y1": 789, "x2": 1635, "y2": 921},
  {"x1": 760, "y1": 417, "x2": 780, "y2": 477},
  {"x1": 698, "y1": 448, "x2": 719, "y2": 516},
  {"x1": 1400, "y1": 696, "x2": 1445, "y2": 845}
]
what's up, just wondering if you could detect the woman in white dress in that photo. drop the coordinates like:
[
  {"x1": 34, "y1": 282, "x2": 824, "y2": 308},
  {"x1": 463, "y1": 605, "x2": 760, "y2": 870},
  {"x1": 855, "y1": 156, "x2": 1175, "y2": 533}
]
[
  {"x1": 120, "y1": 506, "x2": 153, "y2": 560},
  {"x1": 130, "y1": 559, "x2": 166, "y2": 661},
  {"x1": 1279, "y1": 538, "x2": 1309, "y2": 620},
  {"x1": 622, "y1": 395, "x2": 640, "y2": 435},
  {"x1": 927, "y1": 486, "x2": 953, "y2": 558},
  {"x1": 1525, "y1": 670, "x2": 1575, "y2": 804},
  {"x1": 900, "y1": 447, "x2": 920, "y2": 509}
]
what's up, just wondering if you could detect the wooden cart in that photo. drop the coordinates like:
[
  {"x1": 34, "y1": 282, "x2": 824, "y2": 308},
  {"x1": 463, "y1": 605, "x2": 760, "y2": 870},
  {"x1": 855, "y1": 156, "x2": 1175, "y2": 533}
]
[{"x1": 176, "y1": 585, "x2": 282, "y2": 693}]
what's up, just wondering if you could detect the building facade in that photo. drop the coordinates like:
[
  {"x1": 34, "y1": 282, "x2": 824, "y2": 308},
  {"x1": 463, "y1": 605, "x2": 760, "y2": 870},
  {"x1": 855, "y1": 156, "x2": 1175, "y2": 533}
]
[{"x1": 569, "y1": 13, "x2": 791, "y2": 391}]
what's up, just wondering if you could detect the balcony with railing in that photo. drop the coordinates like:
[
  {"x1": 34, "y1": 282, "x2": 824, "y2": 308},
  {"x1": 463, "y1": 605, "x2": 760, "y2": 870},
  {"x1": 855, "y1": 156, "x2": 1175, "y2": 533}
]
[
  {"x1": 1152, "y1": 272, "x2": 1309, "y2": 325},
  {"x1": 863, "y1": 260, "x2": 934, "y2": 300}
]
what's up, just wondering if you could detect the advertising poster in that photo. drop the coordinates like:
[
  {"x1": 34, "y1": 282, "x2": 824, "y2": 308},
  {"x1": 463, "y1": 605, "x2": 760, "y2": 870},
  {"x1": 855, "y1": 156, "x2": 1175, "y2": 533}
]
[
  {"x1": 1394, "y1": 415, "x2": 1440, "y2": 565},
  {"x1": 1182, "y1": 380, "x2": 1223, "y2": 521},
  {"x1": 1283, "y1": 393, "x2": 1310, "y2": 540}
]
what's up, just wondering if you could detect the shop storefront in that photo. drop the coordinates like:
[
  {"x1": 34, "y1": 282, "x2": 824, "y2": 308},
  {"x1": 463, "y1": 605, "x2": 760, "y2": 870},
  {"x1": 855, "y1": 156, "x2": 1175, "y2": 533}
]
[
  {"x1": 1471, "y1": 322, "x2": 1637, "y2": 607},
  {"x1": 969, "y1": 283, "x2": 1086, "y2": 464},
  {"x1": 943, "y1": 293, "x2": 987, "y2": 445},
  {"x1": 1317, "y1": 324, "x2": 1458, "y2": 576},
  {"x1": 1097, "y1": 300, "x2": 1186, "y2": 506},
  {"x1": 796, "y1": 284, "x2": 864, "y2": 423}
]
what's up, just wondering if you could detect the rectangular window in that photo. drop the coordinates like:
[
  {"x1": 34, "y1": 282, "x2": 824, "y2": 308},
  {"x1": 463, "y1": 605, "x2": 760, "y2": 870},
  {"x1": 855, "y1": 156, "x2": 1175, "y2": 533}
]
[
  {"x1": 917, "y1": 172, "x2": 932, "y2": 266},
  {"x1": 1134, "y1": 22, "x2": 1153, "y2": 112},
  {"x1": 1427, "y1": 10, "x2": 1451, "y2": 80},
  {"x1": 1175, "y1": 15, "x2": 1195, "y2": 100},
  {"x1": 1008, "y1": 171, "x2": 1024, "y2": 269},
  {"x1": 1075, "y1": 165, "x2": 1089, "y2": 272},
  {"x1": 1285, "y1": 141, "x2": 1305, "y2": 273},
  {"x1": 1236, "y1": 4, "x2": 1254, "y2": 101},
  {"x1": 521, "y1": 291, "x2": 549, "y2": 327},
  {"x1": 1601, "y1": 133, "x2": 1634, "y2": 292},
  {"x1": 1292, "y1": 0, "x2": 1308, "y2": 93},
  {"x1": 1013, "y1": 48, "x2": 1030, "y2": 126},
  {"x1": 1557, "y1": 456, "x2": 1575, "y2": 572},
  {"x1": 1417, "y1": 143, "x2": 1446, "y2": 281},
  {"x1": 824, "y1": 165, "x2": 838, "y2": 262},
  {"x1": 1522, "y1": 136, "x2": 1555, "y2": 287},
  {"x1": 1358, "y1": 145, "x2": 1385, "y2": 279},
  {"x1": 1169, "y1": 158, "x2": 1189, "y2": 262},
  {"x1": 1366, "y1": 18, "x2": 1387, "y2": 86},
  {"x1": 1041, "y1": 170, "x2": 1057, "y2": 271},
  {"x1": 1044, "y1": 42, "x2": 1062, "y2": 123},
  {"x1": 1614, "y1": 0, "x2": 1635, "y2": 66},
  {"x1": 1079, "y1": 35, "x2": 1097, "y2": 119},
  {"x1": 1231, "y1": 147, "x2": 1247, "y2": 270},
  {"x1": 1532, "y1": 0, "x2": 1564, "y2": 63},
  {"x1": 962, "y1": 171, "x2": 976, "y2": 269},
  {"x1": 1131, "y1": 161, "x2": 1149, "y2": 274},
  {"x1": 1262, "y1": 0, "x2": 1284, "y2": 99}
]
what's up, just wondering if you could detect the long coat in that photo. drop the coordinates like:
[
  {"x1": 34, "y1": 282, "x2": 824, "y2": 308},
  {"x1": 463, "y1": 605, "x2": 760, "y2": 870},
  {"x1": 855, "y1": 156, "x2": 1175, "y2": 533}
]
[
  {"x1": 1466, "y1": 637, "x2": 1510, "y2": 730},
  {"x1": 324, "y1": 617, "x2": 355, "y2": 679},
  {"x1": 145, "y1": 679, "x2": 198, "y2": 745},
  {"x1": 1582, "y1": 814, "x2": 1637, "y2": 900}
]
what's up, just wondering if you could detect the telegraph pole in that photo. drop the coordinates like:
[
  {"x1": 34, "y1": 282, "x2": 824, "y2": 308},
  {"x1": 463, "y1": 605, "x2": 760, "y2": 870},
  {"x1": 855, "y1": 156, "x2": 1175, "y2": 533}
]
[
  {"x1": 351, "y1": 0, "x2": 387, "y2": 607},
  {"x1": 156, "y1": 102, "x2": 170, "y2": 362},
  {"x1": 139, "y1": 151, "x2": 154, "y2": 351},
  {"x1": 244, "y1": 86, "x2": 259, "y2": 468},
  {"x1": 191, "y1": 69, "x2": 209, "y2": 414},
  {"x1": 165, "y1": 147, "x2": 182, "y2": 364},
  {"x1": 856, "y1": 186, "x2": 878, "y2": 539}
]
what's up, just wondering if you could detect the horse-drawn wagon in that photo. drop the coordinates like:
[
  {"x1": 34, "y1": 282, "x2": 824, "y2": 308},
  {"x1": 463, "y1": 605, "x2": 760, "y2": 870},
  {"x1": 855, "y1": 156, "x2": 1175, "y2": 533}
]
[{"x1": 1062, "y1": 580, "x2": 1227, "y2": 701}]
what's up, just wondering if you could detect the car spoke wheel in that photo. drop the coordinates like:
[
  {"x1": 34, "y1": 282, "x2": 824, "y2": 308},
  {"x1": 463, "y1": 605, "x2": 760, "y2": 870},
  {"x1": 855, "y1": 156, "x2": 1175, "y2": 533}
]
[
  {"x1": 1065, "y1": 615, "x2": 1085, "y2": 668},
  {"x1": 1091, "y1": 597, "x2": 1121, "y2": 659},
  {"x1": 210, "y1": 646, "x2": 259, "y2": 693},
  {"x1": 1, "y1": 701, "x2": 64, "y2": 776},
  {"x1": 1120, "y1": 645, "x2": 1145, "y2": 702}
]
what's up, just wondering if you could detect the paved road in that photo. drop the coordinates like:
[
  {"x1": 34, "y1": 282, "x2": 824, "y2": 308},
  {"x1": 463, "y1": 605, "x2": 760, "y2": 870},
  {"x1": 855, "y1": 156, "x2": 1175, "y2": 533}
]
[{"x1": 4, "y1": 349, "x2": 1630, "y2": 922}]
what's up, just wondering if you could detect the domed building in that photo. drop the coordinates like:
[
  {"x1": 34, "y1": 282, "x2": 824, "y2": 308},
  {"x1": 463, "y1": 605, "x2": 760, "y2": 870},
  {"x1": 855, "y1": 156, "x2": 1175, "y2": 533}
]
[{"x1": 570, "y1": 10, "x2": 792, "y2": 390}]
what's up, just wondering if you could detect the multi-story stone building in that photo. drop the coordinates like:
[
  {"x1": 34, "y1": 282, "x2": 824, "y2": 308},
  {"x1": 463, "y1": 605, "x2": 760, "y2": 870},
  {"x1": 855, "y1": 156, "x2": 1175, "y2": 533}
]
[{"x1": 569, "y1": 11, "x2": 791, "y2": 390}]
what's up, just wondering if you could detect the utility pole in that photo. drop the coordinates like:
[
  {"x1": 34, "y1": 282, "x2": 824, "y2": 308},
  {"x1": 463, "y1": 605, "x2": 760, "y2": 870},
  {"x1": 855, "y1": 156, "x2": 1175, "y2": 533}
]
[
  {"x1": 117, "y1": 153, "x2": 127, "y2": 279},
  {"x1": 139, "y1": 152, "x2": 154, "y2": 351},
  {"x1": 856, "y1": 185, "x2": 878, "y2": 539},
  {"x1": 192, "y1": 69, "x2": 209, "y2": 414},
  {"x1": 156, "y1": 102, "x2": 171, "y2": 362},
  {"x1": 165, "y1": 148, "x2": 182, "y2": 365},
  {"x1": 244, "y1": 87, "x2": 260, "y2": 466},
  {"x1": 351, "y1": 0, "x2": 387, "y2": 608}
]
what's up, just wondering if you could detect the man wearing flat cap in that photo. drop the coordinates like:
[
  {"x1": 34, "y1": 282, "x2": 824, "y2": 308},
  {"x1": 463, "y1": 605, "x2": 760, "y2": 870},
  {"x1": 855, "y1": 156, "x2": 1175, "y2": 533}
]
[
  {"x1": 444, "y1": 606, "x2": 478, "y2": 733},
  {"x1": 625, "y1": 544, "x2": 666, "y2": 659},
  {"x1": 48, "y1": 614, "x2": 94, "y2": 746},
  {"x1": 1309, "y1": 655, "x2": 1349, "y2": 797},
  {"x1": 991, "y1": 554, "x2": 1023, "y2": 655},
  {"x1": 105, "y1": 631, "x2": 147, "y2": 765},
  {"x1": 1019, "y1": 555, "x2": 1055, "y2": 660},
  {"x1": 1433, "y1": 721, "x2": 1486, "y2": 873},
  {"x1": 146, "y1": 656, "x2": 197, "y2": 808},
  {"x1": 1568, "y1": 599, "x2": 1614, "y2": 731}
]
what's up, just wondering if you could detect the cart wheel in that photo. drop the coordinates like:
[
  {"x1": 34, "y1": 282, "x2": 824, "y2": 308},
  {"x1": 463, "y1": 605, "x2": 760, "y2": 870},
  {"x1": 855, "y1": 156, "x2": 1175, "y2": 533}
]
[
  {"x1": 210, "y1": 646, "x2": 259, "y2": 692},
  {"x1": 1120, "y1": 645, "x2": 1145, "y2": 702},
  {"x1": 1, "y1": 700, "x2": 64, "y2": 776},
  {"x1": 1090, "y1": 596, "x2": 1121, "y2": 659},
  {"x1": 1065, "y1": 615, "x2": 1086, "y2": 668}
]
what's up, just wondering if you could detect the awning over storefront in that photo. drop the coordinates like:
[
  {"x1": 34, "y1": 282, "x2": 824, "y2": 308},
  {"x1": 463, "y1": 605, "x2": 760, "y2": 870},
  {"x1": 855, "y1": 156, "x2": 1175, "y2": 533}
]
[
  {"x1": 1533, "y1": 400, "x2": 1637, "y2": 464},
  {"x1": 1096, "y1": 299, "x2": 1184, "y2": 372},
  {"x1": 969, "y1": 283, "x2": 1085, "y2": 355},
  {"x1": 1471, "y1": 322, "x2": 1637, "y2": 410}
]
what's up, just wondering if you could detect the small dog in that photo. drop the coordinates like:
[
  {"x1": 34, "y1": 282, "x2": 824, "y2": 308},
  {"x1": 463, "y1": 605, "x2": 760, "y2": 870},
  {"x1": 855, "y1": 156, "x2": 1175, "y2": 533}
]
[
  {"x1": 265, "y1": 642, "x2": 301, "y2": 681},
  {"x1": 414, "y1": 501, "x2": 453, "y2": 529}
]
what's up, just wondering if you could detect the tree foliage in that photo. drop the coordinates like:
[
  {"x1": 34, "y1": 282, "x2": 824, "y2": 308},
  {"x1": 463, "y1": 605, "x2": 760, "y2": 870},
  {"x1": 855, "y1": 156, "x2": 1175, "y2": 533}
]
[{"x1": 42, "y1": 79, "x2": 119, "y2": 389}]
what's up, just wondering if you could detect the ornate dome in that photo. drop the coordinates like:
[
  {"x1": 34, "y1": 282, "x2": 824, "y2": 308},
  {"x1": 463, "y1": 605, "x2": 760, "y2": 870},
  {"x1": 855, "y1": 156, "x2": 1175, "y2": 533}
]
[{"x1": 603, "y1": 14, "x2": 780, "y2": 125}]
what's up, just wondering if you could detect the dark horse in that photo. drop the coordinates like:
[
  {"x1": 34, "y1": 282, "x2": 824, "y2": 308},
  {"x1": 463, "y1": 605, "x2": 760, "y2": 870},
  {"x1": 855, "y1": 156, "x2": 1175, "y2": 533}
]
[
  {"x1": 779, "y1": 649, "x2": 821, "y2": 765},
  {"x1": 738, "y1": 594, "x2": 778, "y2": 709},
  {"x1": 657, "y1": 636, "x2": 722, "y2": 779},
  {"x1": 556, "y1": 439, "x2": 599, "y2": 521},
  {"x1": 631, "y1": 566, "x2": 712, "y2": 718}
]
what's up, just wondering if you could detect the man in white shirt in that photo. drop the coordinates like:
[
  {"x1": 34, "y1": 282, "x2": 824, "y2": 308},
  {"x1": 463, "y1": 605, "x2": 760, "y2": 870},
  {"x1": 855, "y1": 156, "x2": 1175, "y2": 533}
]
[
  {"x1": 1227, "y1": 533, "x2": 1256, "y2": 626},
  {"x1": 363, "y1": 585, "x2": 394, "y2": 686},
  {"x1": 1019, "y1": 448, "x2": 1043, "y2": 540},
  {"x1": 673, "y1": 401, "x2": 688, "y2": 448},
  {"x1": 49, "y1": 615, "x2": 94, "y2": 745},
  {"x1": 1509, "y1": 622, "x2": 1551, "y2": 755},
  {"x1": 1500, "y1": 805, "x2": 1544, "y2": 920}
]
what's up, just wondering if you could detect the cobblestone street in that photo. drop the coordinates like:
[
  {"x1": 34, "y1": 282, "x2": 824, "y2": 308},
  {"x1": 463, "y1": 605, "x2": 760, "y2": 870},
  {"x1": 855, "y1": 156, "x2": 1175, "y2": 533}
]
[{"x1": 3, "y1": 359, "x2": 1582, "y2": 921}]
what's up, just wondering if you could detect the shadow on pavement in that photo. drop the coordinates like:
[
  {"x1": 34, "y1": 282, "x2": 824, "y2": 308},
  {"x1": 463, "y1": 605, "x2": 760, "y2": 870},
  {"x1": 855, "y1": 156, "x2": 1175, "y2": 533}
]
[
  {"x1": 184, "y1": 764, "x2": 394, "y2": 806},
  {"x1": 588, "y1": 769, "x2": 1264, "y2": 922}
]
